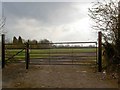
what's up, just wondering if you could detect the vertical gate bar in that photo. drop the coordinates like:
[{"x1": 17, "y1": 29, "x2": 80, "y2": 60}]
[
  {"x1": 2, "y1": 34, "x2": 5, "y2": 68},
  {"x1": 98, "y1": 31, "x2": 102, "y2": 72},
  {"x1": 26, "y1": 42, "x2": 29, "y2": 69},
  {"x1": 72, "y1": 47, "x2": 73, "y2": 65},
  {"x1": 96, "y1": 42, "x2": 98, "y2": 65},
  {"x1": 72, "y1": 48, "x2": 74, "y2": 65},
  {"x1": 49, "y1": 46, "x2": 50, "y2": 65}
]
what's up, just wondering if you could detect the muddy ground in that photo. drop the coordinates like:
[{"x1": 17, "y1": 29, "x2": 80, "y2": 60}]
[{"x1": 2, "y1": 63, "x2": 119, "y2": 88}]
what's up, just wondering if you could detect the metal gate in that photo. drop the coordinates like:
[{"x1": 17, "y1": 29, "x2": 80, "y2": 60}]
[
  {"x1": 1, "y1": 32, "x2": 102, "y2": 72},
  {"x1": 29, "y1": 42, "x2": 97, "y2": 66},
  {"x1": 5, "y1": 44, "x2": 25, "y2": 64},
  {"x1": 1, "y1": 34, "x2": 26, "y2": 68}
]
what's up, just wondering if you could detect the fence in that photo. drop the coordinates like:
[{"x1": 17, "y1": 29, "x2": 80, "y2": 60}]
[{"x1": 1, "y1": 31, "x2": 102, "y2": 72}]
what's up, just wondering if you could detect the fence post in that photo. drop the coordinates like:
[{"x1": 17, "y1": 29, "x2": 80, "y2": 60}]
[
  {"x1": 98, "y1": 31, "x2": 102, "y2": 72},
  {"x1": 1, "y1": 34, "x2": 5, "y2": 69},
  {"x1": 26, "y1": 42, "x2": 29, "y2": 69}
]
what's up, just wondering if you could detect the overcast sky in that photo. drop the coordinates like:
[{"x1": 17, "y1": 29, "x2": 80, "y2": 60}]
[{"x1": 1, "y1": 1, "x2": 100, "y2": 42}]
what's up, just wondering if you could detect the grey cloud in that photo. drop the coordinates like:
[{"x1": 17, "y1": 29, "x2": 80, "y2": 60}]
[
  {"x1": 3, "y1": 2, "x2": 86, "y2": 26},
  {"x1": 0, "y1": 2, "x2": 2, "y2": 18},
  {"x1": 3, "y1": 0, "x2": 97, "y2": 3},
  {"x1": 3, "y1": 2, "x2": 97, "y2": 42}
]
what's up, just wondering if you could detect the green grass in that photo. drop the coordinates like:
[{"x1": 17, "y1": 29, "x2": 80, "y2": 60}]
[
  {"x1": 30, "y1": 48, "x2": 96, "y2": 54},
  {"x1": 5, "y1": 48, "x2": 97, "y2": 61},
  {"x1": 5, "y1": 48, "x2": 96, "y2": 52}
]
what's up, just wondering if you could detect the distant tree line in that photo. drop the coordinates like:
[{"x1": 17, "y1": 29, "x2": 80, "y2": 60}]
[
  {"x1": 13, "y1": 36, "x2": 23, "y2": 44},
  {"x1": 5, "y1": 36, "x2": 53, "y2": 49},
  {"x1": 5, "y1": 36, "x2": 96, "y2": 49}
]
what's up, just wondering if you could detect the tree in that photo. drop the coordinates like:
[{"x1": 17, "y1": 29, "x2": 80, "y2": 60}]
[
  {"x1": 40, "y1": 39, "x2": 50, "y2": 44},
  {"x1": 31, "y1": 40, "x2": 38, "y2": 44},
  {"x1": 88, "y1": 0, "x2": 120, "y2": 69},
  {"x1": 39, "y1": 39, "x2": 52, "y2": 49},
  {"x1": 0, "y1": 17, "x2": 6, "y2": 34},
  {"x1": 89, "y1": 0, "x2": 120, "y2": 71},
  {"x1": 89, "y1": 0, "x2": 119, "y2": 43},
  {"x1": 18, "y1": 36, "x2": 23, "y2": 44},
  {"x1": 28, "y1": 40, "x2": 38, "y2": 48},
  {"x1": 13, "y1": 36, "x2": 18, "y2": 44}
]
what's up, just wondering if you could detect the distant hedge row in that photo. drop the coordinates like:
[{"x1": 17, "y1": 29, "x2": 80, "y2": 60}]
[
  {"x1": 5, "y1": 44, "x2": 52, "y2": 49},
  {"x1": 5, "y1": 43, "x2": 96, "y2": 49}
]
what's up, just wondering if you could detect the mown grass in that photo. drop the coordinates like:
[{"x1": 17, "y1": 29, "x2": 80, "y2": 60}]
[{"x1": 5, "y1": 48, "x2": 97, "y2": 61}]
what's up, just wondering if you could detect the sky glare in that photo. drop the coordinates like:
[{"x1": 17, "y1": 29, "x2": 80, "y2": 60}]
[{"x1": 1, "y1": 1, "x2": 100, "y2": 42}]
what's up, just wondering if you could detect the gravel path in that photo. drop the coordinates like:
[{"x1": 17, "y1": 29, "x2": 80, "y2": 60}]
[{"x1": 2, "y1": 63, "x2": 118, "y2": 88}]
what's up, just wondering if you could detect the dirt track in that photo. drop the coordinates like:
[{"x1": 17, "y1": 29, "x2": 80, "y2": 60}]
[{"x1": 2, "y1": 63, "x2": 118, "y2": 88}]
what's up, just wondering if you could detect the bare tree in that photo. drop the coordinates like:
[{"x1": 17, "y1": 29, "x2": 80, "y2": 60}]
[
  {"x1": 88, "y1": 0, "x2": 119, "y2": 43},
  {"x1": 0, "y1": 3, "x2": 6, "y2": 34},
  {"x1": 0, "y1": 17, "x2": 6, "y2": 34},
  {"x1": 88, "y1": 0, "x2": 120, "y2": 67}
]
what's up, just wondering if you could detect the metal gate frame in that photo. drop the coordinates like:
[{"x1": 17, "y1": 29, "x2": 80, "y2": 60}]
[
  {"x1": 28, "y1": 41, "x2": 97, "y2": 65},
  {"x1": 1, "y1": 31, "x2": 102, "y2": 71}
]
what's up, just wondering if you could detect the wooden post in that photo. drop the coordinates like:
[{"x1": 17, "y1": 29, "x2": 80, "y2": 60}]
[
  {"x1": 118, "y1": 1, "x2": 120, "y2": 41},
  {"x1": 98, "y1": 31, "x2": 102, "y2": 72},
  {"x1": 2, "y1": 34, "x2": 5, "y2": 68},
  {"x1": 26, "y1": 42, "x2": 29, "y2": 69},
  {"x1": 118, "y1": 1, "x2": 120, "y2": 65}
]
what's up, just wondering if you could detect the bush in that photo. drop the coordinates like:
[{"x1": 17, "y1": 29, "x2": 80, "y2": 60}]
[{"x1": 103, "y1": 42, "x2": 119, "y2": 73}]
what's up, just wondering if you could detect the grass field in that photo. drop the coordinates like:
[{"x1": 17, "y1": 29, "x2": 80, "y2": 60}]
[{"x1": 5, "y1": 48, "x2": 97, "y2": 61}]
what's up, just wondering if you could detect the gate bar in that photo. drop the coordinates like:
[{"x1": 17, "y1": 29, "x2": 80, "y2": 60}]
[
  {"x1": 2, "y1": 34, "x2": 5, "y2": 68},
  {"x1": 98, "y1": 31, "x2": 102, "y2": 72},
  {"x1": 28, "y1": 42, "x2": 97, "y2": 45}
]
